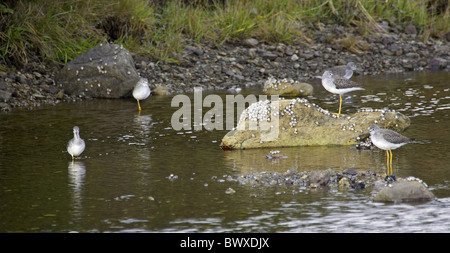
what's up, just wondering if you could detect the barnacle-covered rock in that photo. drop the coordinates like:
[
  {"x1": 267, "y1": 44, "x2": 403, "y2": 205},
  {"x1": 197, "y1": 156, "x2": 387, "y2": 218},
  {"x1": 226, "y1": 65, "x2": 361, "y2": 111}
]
[
  {"x1": 220, "y1": 98, "x2": 410, "y2": 149},
  {"x1": 263, "y1": 76, "x2": 313, "y2": 97}
]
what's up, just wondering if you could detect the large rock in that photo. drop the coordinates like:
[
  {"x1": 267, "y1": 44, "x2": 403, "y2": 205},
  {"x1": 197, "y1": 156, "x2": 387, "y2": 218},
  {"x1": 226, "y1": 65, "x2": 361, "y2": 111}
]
[
  {"x1": 263, "y1": 76, "x2": 313, "y2": 97},
  {"x1": 372, "y1": 179, "x2": 435, "y2": 203},
  {"x1": 220, "y1": 98, "x2": 410, "y2": 149},
  {"x1": 56, "y1": 43, "x2": 140, "y2": 98}
]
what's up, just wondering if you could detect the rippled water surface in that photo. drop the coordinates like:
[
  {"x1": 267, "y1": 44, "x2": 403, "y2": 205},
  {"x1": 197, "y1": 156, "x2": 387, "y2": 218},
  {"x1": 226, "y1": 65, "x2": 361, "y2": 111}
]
[{"x1": 1, "y1": 71, "x2": 450, "y2": 233}]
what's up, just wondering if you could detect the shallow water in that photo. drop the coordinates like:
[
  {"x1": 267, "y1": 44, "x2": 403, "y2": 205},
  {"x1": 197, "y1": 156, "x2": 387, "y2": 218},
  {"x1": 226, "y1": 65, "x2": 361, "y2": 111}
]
[{"x1": 1, "y1": 71, "x2": 450, "y2": 233}]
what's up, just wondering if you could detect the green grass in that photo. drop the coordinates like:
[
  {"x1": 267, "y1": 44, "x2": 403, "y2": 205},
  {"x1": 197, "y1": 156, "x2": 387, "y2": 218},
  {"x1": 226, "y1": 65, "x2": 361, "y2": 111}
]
[{"x1": 0, "y1": 0, "x2": 448, "y2": 69}]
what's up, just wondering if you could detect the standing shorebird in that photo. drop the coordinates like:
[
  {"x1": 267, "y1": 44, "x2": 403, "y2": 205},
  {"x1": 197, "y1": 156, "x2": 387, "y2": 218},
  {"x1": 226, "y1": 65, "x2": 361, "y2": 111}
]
[
  {"x1": 369, "y1": 125, "x2": 415, "y2": 181},
  {"x1": 320, "y1": 71, "x2": 364, "y2": 115},
  {"x1": 132, "y1": 77, "x2": 151, "y2": 111},
  {"x1": 67, "y1": 126, "x2": 85, "y2": 160}
]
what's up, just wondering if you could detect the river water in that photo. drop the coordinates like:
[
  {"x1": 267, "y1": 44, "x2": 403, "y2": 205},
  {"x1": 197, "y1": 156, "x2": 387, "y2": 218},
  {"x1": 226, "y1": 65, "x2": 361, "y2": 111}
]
[{"x1": 1, "y1": 71, "x2": 449, "y2": 233}]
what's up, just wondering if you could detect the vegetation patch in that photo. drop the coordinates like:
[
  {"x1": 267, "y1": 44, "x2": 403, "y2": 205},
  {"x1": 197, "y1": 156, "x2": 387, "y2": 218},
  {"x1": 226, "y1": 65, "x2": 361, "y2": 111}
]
[{"x1": 1, "y1": 0, "x2": 448, "y2": 69}]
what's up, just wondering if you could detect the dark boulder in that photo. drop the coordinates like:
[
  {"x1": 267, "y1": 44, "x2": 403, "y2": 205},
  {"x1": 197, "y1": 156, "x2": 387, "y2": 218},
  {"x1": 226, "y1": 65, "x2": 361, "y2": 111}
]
[{"x1": 56, "y1": 43, "x2": 140, "y2": 98}]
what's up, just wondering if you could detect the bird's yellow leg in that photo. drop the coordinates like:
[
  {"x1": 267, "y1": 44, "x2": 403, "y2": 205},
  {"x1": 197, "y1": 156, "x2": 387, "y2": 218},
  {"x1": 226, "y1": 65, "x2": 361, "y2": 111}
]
[
  {"x1": 386, "y1": 150, "x2": 390, "y2": 176},
  {"x1": 137, "y1": 100, "x2": 142, "y2": 111},
  {"x1": 333, "y1": 95, "x2": 342, "y2": 116},
  {"x1": 389, "y1": 149, "x2": 393, "y2": 176}
]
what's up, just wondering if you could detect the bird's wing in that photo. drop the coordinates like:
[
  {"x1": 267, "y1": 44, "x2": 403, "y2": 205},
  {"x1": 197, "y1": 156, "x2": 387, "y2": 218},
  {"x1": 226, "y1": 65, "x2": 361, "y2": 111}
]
[
  {"x1": 381, "y1": 129, "x2": 414, "y2": 144},
  {"x1": 333, "y1": 76, "x2": 363, "y2": 89}
]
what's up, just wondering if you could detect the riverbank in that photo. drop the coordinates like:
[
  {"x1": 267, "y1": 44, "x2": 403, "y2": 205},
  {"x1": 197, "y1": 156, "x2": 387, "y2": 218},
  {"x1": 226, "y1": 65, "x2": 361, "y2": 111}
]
[{"x1": 0, "y1": 0, "x2": 449, "y2": 111}]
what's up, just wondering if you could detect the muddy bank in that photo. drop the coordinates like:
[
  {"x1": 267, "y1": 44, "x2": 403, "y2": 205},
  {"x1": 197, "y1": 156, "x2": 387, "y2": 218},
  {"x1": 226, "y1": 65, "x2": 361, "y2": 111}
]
[{"x1": 1, "y1": 23, "x2": 449, "y2": 112}]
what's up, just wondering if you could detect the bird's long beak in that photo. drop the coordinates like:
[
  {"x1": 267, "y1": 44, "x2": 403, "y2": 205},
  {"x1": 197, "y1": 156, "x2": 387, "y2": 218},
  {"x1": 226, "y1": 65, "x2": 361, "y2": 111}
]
[{"x1": 314, "y1": 76, "x2": 323, "y2": 79}]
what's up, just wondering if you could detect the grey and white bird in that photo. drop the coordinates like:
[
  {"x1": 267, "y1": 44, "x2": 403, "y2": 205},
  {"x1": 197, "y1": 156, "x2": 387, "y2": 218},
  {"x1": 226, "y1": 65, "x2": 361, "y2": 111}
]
[
  {"x1": 315, "y1": 62, "x2": 357, "y2": 79},
  {"x1": 132, "y1": 77, "x2": 151, "y2": 111},
  {"x1": 320, "y1": 71, "x2": 364, "y2": 115},
  {"x1": 327, "y1": 62, "x2": 357, "y2": 79},
  {"x1": 369, "y1": 125, "x2": 415, "y2": 180},
  {"x1": 67, "y1": 126, "x2": 85, "y2": 160}
]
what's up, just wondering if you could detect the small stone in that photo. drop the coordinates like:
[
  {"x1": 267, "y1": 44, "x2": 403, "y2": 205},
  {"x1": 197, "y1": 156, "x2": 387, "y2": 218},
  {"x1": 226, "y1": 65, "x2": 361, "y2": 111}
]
[
  {"x1": 55, "y1": 90, "x2": 64, "y2": 100},
  {"x1": 309, "y1": 171, "x2": 330, "y2": 187},
  {"x1": 243, "y1": 38, "x2": 259, "y2": 47},
  {"x1": 404, "y1": 24, "x2": 417, "y2": 35},
  {"x1": 339, "y1": 177, "x2": 350, "y2": 188},
  {"x1": 225, "y1": 188, "x2": 236, "y2": 194},
  {"x1": 0, "y1": 89, "x2": 12, "y2": 102}
]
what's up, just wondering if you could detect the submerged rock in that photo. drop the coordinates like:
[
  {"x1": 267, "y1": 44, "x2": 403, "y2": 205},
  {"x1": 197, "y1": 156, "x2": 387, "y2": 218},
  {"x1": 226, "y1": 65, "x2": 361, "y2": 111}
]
[
  {"x1": 265, "y1": 150, "x2": 287, "y2": 159},
  {"x1": 56, "y1": 43, "x2": 140, "y2": 98},
  {"x1": 220, "y1": 98, "x2": 410, "y2": 149},
  {"x1": 372, "y1": 179, "x2": 435, "y2": 203},
  {"x1": 309, "y1": 171, "x2": 331, "y2": 187}
]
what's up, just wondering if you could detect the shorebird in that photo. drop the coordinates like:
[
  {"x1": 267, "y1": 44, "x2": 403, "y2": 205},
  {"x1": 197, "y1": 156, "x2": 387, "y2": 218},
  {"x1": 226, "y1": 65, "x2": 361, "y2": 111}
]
[
  {"x1": 320, "y1": 71, "x2": 364, "y2": 115},
  {"x1": 369, "y1": 125, "x2": 415, "y2": 181},
  {"x1": 67, "y1": 126, "x2": 85, "y2": 160},
  {"x1": 132, "y1": 77, "x2": 151, "y2": 111},
  {"x1": 315, "y1": 62, "x2": 357, "y2": 80}
]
